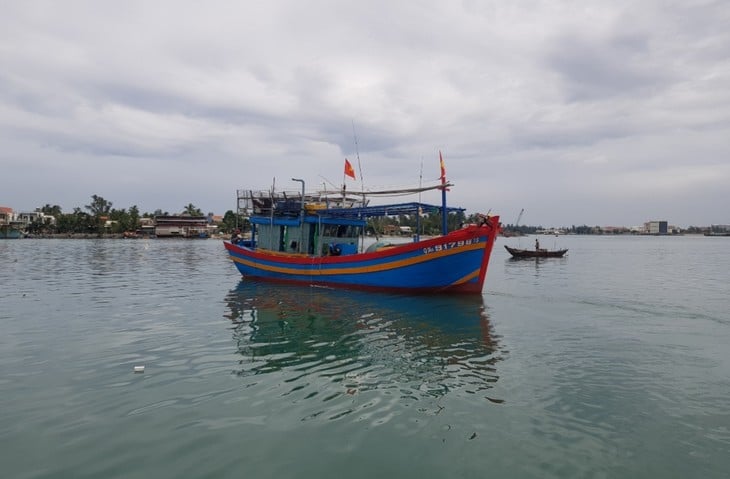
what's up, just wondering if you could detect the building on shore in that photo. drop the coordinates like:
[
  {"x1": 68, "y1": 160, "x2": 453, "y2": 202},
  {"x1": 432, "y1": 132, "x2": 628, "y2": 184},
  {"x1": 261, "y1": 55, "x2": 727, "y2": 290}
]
[
  {"x1": 154, "y1": 215, "x2": 210, "y2": 238},
  {"x1": 0, "y1": 206, "x2": 13, "y2": 224},
  {"x1": 17, "y1": 210, "x2": 56, "y2": 227},
  {"x1": 644, "y1": 221, "x2": 668, "y2": 235},
  {"x1": 705, "y1": 224, "x2": 730, "y2": 236}
]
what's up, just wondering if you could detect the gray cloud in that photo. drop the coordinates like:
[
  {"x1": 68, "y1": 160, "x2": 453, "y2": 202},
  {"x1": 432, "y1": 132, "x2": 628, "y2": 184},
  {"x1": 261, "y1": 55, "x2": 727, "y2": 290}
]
[
  {"x1": 1, "y1": 0, "x2": 728, "y2": 227},
  {"x1": 548, "y1": 32, "x2": 666, "y2": 101}
]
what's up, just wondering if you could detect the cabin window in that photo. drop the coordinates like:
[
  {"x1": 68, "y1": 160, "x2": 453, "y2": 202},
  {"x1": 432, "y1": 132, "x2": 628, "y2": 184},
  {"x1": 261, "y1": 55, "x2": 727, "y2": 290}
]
[{"x1": 322, "y1": 224, "x2": 360, "y2": 238}]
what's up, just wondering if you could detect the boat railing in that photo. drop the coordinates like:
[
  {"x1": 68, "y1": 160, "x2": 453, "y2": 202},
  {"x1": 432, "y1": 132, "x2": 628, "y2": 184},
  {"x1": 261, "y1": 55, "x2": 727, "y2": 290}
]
[{"x1": 237, "y1": 189, "x2": 369, "y2": 217}]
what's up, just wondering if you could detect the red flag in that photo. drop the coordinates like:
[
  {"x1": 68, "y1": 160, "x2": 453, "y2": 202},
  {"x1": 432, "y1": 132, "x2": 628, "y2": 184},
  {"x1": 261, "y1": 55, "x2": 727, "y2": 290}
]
[
  {"x1": 439, "y1": 150, "x2": 446, "y2": 184},
  {"x1": 344, "y1": 158, "x2": 356, "y2": 179}
]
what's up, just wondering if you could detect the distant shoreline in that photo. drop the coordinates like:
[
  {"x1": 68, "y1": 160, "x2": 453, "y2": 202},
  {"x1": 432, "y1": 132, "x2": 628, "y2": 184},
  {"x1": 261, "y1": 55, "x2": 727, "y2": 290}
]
[
  {"x1": 14, "y1": 233, "x2": 225, "y2": 240},
  {"x1": 8, "y1": 232, "x2": 721, "y2": 240}
]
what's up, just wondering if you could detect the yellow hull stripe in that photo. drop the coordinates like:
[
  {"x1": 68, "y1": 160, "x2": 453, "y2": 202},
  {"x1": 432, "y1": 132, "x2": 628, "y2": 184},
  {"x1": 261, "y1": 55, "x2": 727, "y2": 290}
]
[{"x1": 451, "y1": 269, "x2": 480, "y2": 285}]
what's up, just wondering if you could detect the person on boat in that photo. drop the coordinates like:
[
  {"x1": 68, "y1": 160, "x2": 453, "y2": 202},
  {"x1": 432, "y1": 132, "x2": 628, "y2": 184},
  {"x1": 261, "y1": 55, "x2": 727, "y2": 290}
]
[
  {"x1": 328, "y1": 243, "x2": 342, "y2": 256},
  {"x1": 231, "y1": 229, "x2": 242, "y2": 245},
  {"x1": 535, "y1": 238, "x2": 540, "y2": 251}
]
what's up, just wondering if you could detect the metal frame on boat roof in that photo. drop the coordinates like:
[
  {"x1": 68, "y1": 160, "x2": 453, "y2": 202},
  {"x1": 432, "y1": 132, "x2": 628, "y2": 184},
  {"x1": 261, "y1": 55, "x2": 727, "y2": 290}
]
[{"x1": 318, "y1": 202, "x2": 465, "y2": 219}]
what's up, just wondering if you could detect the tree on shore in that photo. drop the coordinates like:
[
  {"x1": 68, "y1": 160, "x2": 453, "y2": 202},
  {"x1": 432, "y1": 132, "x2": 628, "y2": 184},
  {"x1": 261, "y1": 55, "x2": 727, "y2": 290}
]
[
  {"x1": 52, "y1": 208, "x2": 95, "y2": 234},
  {"x1": 22, "y1": 196, "x2": 227, "y2": 236},
  {"x1": 221, "y1": 209, "x2": 249, "y2": 234},
  {"x1": 41, "y1": 204, "x2": 63, "y2": 218},
  {"x1": 183, "y1": 203, "x2": 204, "y2": 216},
  {"x1": 129, "y1": 205, "x2": 140, "y2": 231},
  {"x1": 86, "y1": 195, "x2": 112, "y2": 217},
  {"x1": 85, "y1": 195, "x2": 112, "y2": 236}
]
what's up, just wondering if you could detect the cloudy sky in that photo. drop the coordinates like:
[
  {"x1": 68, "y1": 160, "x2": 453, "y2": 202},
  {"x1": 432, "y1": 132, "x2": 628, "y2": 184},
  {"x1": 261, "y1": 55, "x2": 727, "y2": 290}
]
[{"x1": 2, "y1": 1, "x2": 728, "y2": 227}]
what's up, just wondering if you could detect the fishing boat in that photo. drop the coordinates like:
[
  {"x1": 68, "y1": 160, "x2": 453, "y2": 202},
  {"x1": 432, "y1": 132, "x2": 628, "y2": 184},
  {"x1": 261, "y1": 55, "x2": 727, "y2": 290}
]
[
  {"x1": 0, "y1": 206, "x2": 23, "y2": 239},
  {"x1": 0, "y1": 224, "x2": 22, "y2": 239},
  {"x1": 504, "y1": 245, "x2": 568, "y2": 258},
  {"x1": 224, "y1": 159, "x2": 501, "y2": 294}
]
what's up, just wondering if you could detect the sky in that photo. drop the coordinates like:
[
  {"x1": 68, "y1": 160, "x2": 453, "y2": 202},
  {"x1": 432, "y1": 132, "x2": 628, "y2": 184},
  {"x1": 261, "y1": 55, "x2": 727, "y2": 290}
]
[{"x1": 1, "y1": 1, "x2": 728, "y2": 228}]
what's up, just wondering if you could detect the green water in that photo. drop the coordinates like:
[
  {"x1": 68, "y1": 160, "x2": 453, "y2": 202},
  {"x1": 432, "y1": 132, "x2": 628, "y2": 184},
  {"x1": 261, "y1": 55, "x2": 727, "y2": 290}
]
[{"x1": 1, "y1": 236, "x2": 728, "y2": 478}]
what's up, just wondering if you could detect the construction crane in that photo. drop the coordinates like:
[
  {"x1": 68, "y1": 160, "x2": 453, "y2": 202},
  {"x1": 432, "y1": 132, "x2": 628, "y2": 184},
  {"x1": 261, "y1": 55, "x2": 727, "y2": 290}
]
[
  {"x1": 504, "y1": 208, "x2": 524, "y2": 237},
  {"x1": 514, "y1": 208, "x2": 524, "y2": 228}
]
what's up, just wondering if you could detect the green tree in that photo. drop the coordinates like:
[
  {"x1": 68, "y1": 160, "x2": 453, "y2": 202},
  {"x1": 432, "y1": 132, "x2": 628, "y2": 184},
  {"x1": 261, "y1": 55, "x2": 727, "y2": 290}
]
[
  {"x1": 56, "y1": 214, "x2": 74, "y2": 233},
  {"x1": 56, "y1": 209, "x2": 94, "y2": 234},
  {"x1": 222, "y1": 210, "x2": 237, "y2": 233},
  {"x1": 221, "y1": 210, "x2": 249, "y2": 234},
  {"x1": 128, "y1": 205, "x2": 140, "y2": 231},
  {"x1": 85, "y1": 195, "x2": 112, "y2": 217},
  {"x1": 41, "y1": 204, "x2": 63, "y2": 218},
  {"x1": 85, "y1": 195, "x2": 112, "y2": 236},
  {"x1": 109, "y1": 208, "x2": 130, "y2": 233},
  {"x1": 183, "y1": 203, "x2": 203, "y2": 216}
]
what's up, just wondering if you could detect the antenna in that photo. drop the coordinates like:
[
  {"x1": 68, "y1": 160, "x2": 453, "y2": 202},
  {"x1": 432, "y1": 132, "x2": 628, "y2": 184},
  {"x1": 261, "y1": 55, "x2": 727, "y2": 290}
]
[
  {"x1": 418, "y1": 158, "x2": 423, "y2": 204},
  {"x1": 352, "y1": 120, "x2": 366, "y2": 206},
  {"x1": 418, "y1": 159, "x2": 423, "y2": 240},
  {"x1": 318, "y1": 175, "x2": 338, "y2": 190},
  {"x1": 351, "y1": 121, "x2": 364, "y2": 189}
]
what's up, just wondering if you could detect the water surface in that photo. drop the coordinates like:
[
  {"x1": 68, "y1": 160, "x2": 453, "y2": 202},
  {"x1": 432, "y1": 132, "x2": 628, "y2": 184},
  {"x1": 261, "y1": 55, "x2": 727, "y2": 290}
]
[{"x1": 0, "y1": 235, "x2": 728, "y2": 478}]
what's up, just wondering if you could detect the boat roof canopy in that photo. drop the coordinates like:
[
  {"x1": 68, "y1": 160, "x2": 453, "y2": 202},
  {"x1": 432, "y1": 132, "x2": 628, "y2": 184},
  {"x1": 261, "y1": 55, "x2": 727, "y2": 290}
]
[
  {"x1": 250, "y1": 216, "x2": 366, "y2": 226},
  {"x1": 248, "y1": 202, "x2": 465, "y2": 226},
  {"x1": 319, "y1": 202, "x2": 464, "y2": 219}
]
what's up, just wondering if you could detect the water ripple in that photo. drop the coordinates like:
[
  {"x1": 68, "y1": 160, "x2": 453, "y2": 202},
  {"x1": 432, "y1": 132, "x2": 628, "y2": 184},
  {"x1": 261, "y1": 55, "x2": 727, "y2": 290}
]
[{"x1": 3, "y1": 237, "x2": 729, "y2": 478}]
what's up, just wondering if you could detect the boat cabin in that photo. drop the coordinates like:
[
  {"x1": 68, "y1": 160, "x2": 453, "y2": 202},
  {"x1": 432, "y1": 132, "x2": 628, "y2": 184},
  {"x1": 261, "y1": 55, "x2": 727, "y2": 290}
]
[
  {"x1": 249, "y1": 215, "x2": 364, "y2": 256},
  {"x1": 237, "y1": 189, "x2": 464, "y2": 257}
]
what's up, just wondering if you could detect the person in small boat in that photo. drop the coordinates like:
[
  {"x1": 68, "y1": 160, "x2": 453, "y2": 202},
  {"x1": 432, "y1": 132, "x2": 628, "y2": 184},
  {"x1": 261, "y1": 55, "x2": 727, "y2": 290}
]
[{"x1": 535, "y1": 238, "x2": 540, "y2": 251}]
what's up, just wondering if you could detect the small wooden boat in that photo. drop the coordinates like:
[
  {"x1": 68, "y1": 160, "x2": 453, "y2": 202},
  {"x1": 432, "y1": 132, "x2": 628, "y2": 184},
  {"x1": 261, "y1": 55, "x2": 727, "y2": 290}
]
[{"x1": 504, "y1": 245, "x2": 567, "y2": 258}]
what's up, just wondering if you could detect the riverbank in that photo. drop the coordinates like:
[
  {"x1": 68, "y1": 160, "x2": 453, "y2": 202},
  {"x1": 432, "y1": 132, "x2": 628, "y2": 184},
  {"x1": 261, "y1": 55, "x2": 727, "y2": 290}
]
[{"x1": 15, "y1": 233, "x2": 224, "y2": 240}]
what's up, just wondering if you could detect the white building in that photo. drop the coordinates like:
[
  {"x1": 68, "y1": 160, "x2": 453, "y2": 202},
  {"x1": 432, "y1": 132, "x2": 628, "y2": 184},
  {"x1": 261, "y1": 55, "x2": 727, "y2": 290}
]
[
  {"x1": 17, "y1": 210, "x2": 56, "y2": 226},
  {"x1": 644, "y1": 221, "x2": 668, "y2": 235}
]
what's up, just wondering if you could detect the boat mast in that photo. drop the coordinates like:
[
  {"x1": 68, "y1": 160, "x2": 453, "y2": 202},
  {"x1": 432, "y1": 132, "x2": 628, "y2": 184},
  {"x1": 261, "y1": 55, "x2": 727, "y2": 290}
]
[
  {"x1": 416, "y1": 159, "x2": 423, "y2": 242},
  {"x1": 352, "y1": 122, "x2": 368, "y2": 251},
  {"x1": 352, "y1": 121, "x2": 365, "y2": 197},
  {"x1": 439, "y1": 150, "x2": 448, "y2": 235},
  {"x1": 292, "y1": 178, "x2": 305, "y2": 253},
  {"x1": 269, "y1": 178, "x2": 275, "y2": 250}
]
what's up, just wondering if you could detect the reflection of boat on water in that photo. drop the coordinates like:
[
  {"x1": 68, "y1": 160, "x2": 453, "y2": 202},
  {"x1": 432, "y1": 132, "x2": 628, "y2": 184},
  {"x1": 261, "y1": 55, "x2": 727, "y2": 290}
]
[
  {"x1": 504, "y1": 245, "x2": 568, "y2": 258},
  {"x1": 223, "y1": 280, "x2": 503, "y2": 410}
]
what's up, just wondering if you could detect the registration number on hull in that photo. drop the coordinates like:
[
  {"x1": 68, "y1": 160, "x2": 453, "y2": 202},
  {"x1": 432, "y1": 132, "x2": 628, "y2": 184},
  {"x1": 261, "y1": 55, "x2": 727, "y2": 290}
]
[{"x1": 422, "y1": 237, "x2": 482, "y2": 255}]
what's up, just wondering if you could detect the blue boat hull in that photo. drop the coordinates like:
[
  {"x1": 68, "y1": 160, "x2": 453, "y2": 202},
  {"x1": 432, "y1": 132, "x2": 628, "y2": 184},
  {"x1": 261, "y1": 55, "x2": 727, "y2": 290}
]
[{"x1": 225, "y1": 219, "x2": 500, "y2": 294}]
